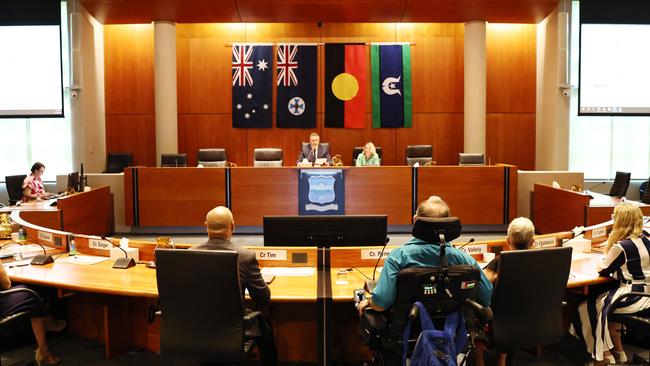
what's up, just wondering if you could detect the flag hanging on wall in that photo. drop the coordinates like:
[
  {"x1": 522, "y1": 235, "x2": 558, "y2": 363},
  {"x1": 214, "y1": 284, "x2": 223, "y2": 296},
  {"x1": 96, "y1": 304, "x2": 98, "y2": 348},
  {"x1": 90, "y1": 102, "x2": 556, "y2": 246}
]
[
  {"x1": 325, "y1": 44, "x2": 367, "y2": 129},
  {"x1": 232, "y1": 44, "x2": 273, "y2": 128},
  {"x1": 371, "y1": 44, "x2": 412, "y2": 128},
  {"x1": 276, "y1": 44, "x2": 317, "y2": 128}
]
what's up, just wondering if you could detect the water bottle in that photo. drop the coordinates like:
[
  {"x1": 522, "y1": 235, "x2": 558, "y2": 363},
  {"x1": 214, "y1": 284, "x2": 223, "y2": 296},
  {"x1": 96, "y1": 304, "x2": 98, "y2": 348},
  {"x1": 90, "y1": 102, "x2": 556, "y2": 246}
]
[
  {"x1": 69, "y1": 238, "x2": 77, "y2": 256},
  {"x1": 18, "y1": 227, "x2": 26, "y2": 241}
]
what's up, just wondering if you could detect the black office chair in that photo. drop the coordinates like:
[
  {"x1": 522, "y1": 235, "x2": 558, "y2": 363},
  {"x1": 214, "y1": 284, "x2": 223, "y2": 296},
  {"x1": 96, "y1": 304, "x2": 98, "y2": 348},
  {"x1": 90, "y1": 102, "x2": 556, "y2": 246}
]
[
  {"x1": 5, "y1": 175, "x2": 26, "y2": 206},
  {"x1": 105, "y1": 152, "x2": 133, "y2": 173},
  {"x1": 609, "y1": 171, "x2": 631, "y2": 197},
  {"x1": 609, "y1": 293, "x2": 650, "y2": 365},
  {"x1": 352, "y1": 146, "x2": 383, "y2": 163},
  {"x1": 360, "y1": 217, "x2": 490, "y2": 366},
  {"x1": 487, "y1": 246, "x2": 572, "y2": 365},
  {"x1": 406, "y1": 145, "x2": 433, "y2": 166},
  {"x1": 253, "y1": 148, "x2": 283, "y2": 167},
  {"x1": 156, "y1": 249, "x2": 262, "y2": 365},
  {"x1": 640, "y1": 179, "x2": 650, "y2": 204},
  {"x1": 160, "y1": 154, "x2": 188, "y2": 167},
  {"x1": 0, "y1": 287, "x2": 46, "y2": 365},
  {"x1": 197, "y1": 148, "x2": 227, "y2": 167},
  {"x1": 458, "y1": 153, "x2": 486, "y2": 166}
]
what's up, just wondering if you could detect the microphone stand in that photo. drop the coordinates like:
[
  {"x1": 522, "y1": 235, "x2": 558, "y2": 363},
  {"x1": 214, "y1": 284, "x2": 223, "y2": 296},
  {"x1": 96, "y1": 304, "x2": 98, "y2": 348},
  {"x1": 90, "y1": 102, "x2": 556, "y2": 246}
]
[
  {"x1": 30, "y1": 241, "x2": 54, "y2": 265},
  {"x1": 101, "y1": 236, "x2": 136, "y2": 269}
]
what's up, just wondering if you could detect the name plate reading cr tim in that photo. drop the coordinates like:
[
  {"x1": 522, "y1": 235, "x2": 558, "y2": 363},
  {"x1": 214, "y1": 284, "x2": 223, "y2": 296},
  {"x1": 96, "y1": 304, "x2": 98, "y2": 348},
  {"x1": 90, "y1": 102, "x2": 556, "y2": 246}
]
[
  {"x1": 361, "y1": 249, "x2": 392, "y2": 260},
  {"x1": 89, "y1": 239, "x2": 111, "y2": 251},
  {"x1": 37, "y1": 231, "x2": 53, "y2": 244},
  {"x1": 533, "y1": 237, "x2": 556, "y2": 248},
  {"x1": 255, "y1": 250, "x2": 287, "y2": 261}
]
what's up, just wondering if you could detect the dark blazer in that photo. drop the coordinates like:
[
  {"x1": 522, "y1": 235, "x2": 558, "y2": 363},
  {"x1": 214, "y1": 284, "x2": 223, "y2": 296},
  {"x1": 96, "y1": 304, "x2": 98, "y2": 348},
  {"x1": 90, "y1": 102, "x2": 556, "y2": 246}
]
[
  {"x1": 296, "y1": 143, "x2": 332, "y2": 165},
  {"x1": 190, "y1": 238, "x2": 271, "y2": 308}
]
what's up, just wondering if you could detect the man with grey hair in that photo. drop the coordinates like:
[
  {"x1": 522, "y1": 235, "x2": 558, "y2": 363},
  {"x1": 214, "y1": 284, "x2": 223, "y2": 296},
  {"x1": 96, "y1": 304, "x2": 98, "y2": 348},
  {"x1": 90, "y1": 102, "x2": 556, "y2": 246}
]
[
  {"x1": 191, "y1": 206, "x2": 277, "y2": 365},
  {"x1": 483, "y1": 217, "x2": 535, "y2": 283},
  {"x1": 357, "y1": 196, "x2": 493, "y2": 315}
]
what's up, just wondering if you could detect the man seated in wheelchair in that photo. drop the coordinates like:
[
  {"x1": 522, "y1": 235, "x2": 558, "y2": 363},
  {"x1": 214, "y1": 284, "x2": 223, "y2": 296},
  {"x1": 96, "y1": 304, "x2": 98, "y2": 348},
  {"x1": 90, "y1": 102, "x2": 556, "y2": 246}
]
[{"x1": 356, "y1": 196, "x2": 493, "y2": 365}]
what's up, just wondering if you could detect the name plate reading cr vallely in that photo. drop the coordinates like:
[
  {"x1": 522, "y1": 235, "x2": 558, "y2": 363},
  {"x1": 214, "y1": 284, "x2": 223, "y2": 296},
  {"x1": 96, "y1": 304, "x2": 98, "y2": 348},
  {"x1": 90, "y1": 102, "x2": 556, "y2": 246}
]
[
  {"x1": 456, "y1": 244, "x2": 488, "y2": 254},
  {"x1": 361, "y1": 248, "x2": 392, "y2": 260},
  {"x1": 89, "y1": 239, "x2": 111, "y2": 251},
  {"x1": 255, "y1": 250, "x2": 287, "y2": 261},
  {"x1": 37, "y1": 231, "x2": 53, "y2": 244}
]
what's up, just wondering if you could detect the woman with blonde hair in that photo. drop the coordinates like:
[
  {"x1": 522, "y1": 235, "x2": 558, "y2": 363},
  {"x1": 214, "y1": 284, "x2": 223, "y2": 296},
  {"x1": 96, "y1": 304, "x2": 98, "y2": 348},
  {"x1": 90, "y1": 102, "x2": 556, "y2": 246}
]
[
  {"x1": 355, "y1": 142, "x2": 380, "y2": 166},
  {"x1": 570, "y1": 203, "x2": 650, "y2": 365}
]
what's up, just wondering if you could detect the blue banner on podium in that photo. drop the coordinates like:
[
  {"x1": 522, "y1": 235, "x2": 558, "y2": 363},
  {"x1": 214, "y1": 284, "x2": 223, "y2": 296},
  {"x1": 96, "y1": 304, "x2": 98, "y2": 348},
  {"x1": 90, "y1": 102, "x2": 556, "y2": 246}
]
[{"x1": 299, "y1": 169, "x2": 344, "y2": 215}]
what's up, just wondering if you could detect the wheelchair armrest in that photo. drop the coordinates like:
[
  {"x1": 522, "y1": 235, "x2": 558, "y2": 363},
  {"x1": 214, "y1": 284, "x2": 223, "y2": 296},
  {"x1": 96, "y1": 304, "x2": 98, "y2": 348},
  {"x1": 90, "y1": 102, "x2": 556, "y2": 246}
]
[
  {"x1": 610, "y1": 292, "x2": 650, "y2": 309},
  {"x1": 362, "y1": 308, "x2": 388, "y2": 331},
  {"x1": 463, "y1": 298, "x2": 493, "y2": 321}
]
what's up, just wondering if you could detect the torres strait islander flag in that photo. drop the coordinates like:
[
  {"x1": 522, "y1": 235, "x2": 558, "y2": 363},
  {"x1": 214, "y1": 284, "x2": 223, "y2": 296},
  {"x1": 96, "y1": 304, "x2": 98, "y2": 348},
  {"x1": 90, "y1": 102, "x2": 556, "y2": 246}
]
[
  {"x1": 232, "y1": 43, "x2": 273, "y2": 128},
  {"x1": 371, "y1": 44, "x2": 412, "y2": 128},
  {"x1": 325, "y1": 44, "x2": 367, "y2": 128},
  {"x1": 276, "y1": 44, "x2": 317, "y2": 128}
]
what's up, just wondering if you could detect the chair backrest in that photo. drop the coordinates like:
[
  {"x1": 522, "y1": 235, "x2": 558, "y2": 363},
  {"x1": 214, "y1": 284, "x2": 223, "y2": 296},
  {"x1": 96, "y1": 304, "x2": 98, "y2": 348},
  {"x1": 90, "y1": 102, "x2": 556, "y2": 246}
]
[
  {"x1": 160, "y1": 153, "x2": 188, "y2": 167},
  {"x1": 106, "y1": 152, "x2": 133, "y2": 173},
  {"x1": 156, "y1": 249, "x2": 245, "y2": 364},
  {"x1": 5, "y1": 175, "x2": 26, "y2": 205},
  {"x1": 406, "y1": 145, "x2": 433, "y2": 166},
  {"x1": 458, "y1": 153, "x2": 485, "y2": 166},
  {"x1": 642, "y1": 179, "x2": 650, "y2": 204},
  {"x1": 353, "y1": 146, "x2": 383, "y2": 161},
  {"x1": 254, "y1": 148, "x2": 283, "y2": 167},
  {"x1": 385, "y1": 265, "x2": 481, "y2": 342},
  {"x1": 609, "y1": 171, "x2": 631, "y2": 197},
  {"x1": 197, "y1": 148, "x2": 227, "y2": 167},
  {"x1": 490, "y1": 246, "x2": 572, "y2": 350}
]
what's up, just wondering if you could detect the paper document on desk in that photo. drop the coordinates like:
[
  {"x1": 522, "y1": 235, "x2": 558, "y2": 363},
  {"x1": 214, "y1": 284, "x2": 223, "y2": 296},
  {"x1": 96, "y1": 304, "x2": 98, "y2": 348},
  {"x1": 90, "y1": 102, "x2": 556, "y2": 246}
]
[
  {"x1": 0, "y1": 244, "x2": 50, "y2": 259},
  {"x1": 56, "y1": 255, "x2": 111, "y2": 265},
  {"x1": 261, "y1": 267, "x2": 315, "y2": 277}
]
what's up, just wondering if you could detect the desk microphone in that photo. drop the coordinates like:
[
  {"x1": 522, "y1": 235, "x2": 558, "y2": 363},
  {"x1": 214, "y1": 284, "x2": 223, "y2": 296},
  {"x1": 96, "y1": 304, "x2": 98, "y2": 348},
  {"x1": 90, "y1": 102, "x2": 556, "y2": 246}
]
[
  {"x1": 101, "y1": 236, "x2": 136, "y2": 269},
  {"x1": 455, "y1": 238, "x2": 475, "y2": 251},
  {"x1": 365, "y1": 237, "x2": 390, "y2": 293},
  {"x1": 584, "y1": 181, "x2": 607, "y2": 194},
  {"x1": 30, "y1": 241, "x2": 55, "y2": 265}
]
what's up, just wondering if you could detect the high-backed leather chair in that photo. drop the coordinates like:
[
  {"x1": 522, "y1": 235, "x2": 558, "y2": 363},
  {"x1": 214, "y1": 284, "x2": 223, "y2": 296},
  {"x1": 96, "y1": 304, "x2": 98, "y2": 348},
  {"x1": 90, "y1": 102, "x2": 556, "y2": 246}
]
[
  {"x1": 609, "y1": 171, "x2": 631, "y2": 197},
  {"x1": 253, "y1": 148, "x2": 283, "y2": 167},
  {"x1": 488, "y1": 247, "x2": 572, "y2": 365},
  {"x1": 352, "y1": 146, "x2": 383, "y2": 161},
  {"x1": 197, "y1": 148, "x2": 227, "y2": 167},
  {"x1": 160, "y1": 154, "x2": 188, "y2": 167},
  {"x1": 5, "y1": 175, "x2": 26, "y2": 205},
  {"x1": 458, "y1": 153, "x2": 485, "y2": 166},
  {"x1": 156, "y1": 249, "x2": 261, "y2": 365},
  {"x1": 405, "y1": 145, "x2": 433, "y2": 166},
  {"x1": 105, "y1": 152, "x2": 133, "y2": 173}
]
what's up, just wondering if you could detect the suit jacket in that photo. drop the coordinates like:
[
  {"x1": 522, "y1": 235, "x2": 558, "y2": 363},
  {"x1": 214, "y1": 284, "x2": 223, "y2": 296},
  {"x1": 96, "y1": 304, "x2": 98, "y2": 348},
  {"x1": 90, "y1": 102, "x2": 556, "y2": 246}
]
[
  {"x1": 190, "y1": 238, "x2": 271, "y2": 308},
  {"x1": 296, "y1": 143, "x2": 332, "y2": 165}
]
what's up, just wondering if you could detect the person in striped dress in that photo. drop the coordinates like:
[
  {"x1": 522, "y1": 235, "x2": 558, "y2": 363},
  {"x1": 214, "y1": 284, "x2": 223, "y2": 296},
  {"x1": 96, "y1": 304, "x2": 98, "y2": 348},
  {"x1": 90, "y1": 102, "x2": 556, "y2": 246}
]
[{"x1": 570, "y1": 202, "x2": 650, "y2": 364}]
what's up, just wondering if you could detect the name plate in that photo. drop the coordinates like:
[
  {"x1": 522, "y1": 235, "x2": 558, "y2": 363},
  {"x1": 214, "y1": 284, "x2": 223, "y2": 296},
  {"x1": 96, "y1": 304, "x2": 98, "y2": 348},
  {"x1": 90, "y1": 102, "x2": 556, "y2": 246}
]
[
  {"x1": 533, "y1": 236, "x2": 556, "y2": 248},
  {"x1": 255, "y1": 250, "x2": 287, "y2": 261},
  {"x1": 89, "y1": 239, "x2": 111, "y2": 251},
  {"x1": 592, "y1": 227, "x2": 607, "y2": 238},
  {"x1": 456, "y1": 244, "x2": 487, "y2": 254},
  {"x1": 37, "y1": 231, "x2": 53, "y2": 244},
  {"x1": 361, "y1": 248, "x2": 392, "y2": 260}
]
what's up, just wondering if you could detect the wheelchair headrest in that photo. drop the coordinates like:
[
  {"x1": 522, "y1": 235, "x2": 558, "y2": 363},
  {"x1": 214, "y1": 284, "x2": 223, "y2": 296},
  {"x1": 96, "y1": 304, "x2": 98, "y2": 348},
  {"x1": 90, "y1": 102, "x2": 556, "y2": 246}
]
[{"x1": 412, "y1": 216, "x2": 462, "y2": 244}]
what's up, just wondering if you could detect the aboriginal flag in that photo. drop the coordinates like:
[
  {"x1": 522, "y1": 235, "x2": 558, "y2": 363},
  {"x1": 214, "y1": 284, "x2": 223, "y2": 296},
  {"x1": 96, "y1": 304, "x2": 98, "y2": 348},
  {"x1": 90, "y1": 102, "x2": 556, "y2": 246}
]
[{"x1": 324, "y1": 44, "x2": 367, "y2": 128}]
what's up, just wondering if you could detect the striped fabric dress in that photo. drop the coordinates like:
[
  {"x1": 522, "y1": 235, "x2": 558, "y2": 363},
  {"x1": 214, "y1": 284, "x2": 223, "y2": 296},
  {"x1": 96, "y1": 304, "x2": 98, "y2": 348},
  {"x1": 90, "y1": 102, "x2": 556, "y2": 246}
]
[{"x1": 570, "y1": 236, "x2": 650, "y2": 361}]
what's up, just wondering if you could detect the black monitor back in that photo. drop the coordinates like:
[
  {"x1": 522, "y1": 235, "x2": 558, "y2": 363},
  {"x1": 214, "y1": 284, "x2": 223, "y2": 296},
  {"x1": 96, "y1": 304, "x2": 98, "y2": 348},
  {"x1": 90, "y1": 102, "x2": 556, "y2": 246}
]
[
  {"x1": 263, "y1": 215, "x2": 387, "y2": 247},
  {"x1": 67, "y1": 172, "x2": 80, "y2": 191}
]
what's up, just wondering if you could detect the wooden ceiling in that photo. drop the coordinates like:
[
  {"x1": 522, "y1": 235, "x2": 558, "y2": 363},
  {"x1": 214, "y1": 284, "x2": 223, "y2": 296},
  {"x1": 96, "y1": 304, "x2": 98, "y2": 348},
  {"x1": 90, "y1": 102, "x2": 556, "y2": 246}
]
[{"x1": 80, "y1": 0, "x2": 559, "y2": 24}]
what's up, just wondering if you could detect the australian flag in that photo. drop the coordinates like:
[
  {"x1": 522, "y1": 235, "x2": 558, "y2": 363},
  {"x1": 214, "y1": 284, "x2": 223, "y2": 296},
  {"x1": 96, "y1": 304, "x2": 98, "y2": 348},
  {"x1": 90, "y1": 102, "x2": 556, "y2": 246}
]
[
  {"x1": 276, "y1": 44, "x2": 317, "y2": 128},
  {"x1": 232, "y1": 44, "x2": 273, "y2": 128}
]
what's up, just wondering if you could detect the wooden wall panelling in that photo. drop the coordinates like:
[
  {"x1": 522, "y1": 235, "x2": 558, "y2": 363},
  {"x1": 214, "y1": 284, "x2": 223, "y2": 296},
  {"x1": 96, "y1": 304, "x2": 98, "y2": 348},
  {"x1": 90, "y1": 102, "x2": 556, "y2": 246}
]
[
  {"x1": 177, "y1": 114, "x2": 248, "y2": 166},
  {"x1": 104, "y1": 24, "x2": 156, "y2": 167},
  {"x1": 486, "y1": 24, "x2": 536, "y2": 169},
  {"x1": 395, "y1": 113, "x2": 464, "y2": 165}
]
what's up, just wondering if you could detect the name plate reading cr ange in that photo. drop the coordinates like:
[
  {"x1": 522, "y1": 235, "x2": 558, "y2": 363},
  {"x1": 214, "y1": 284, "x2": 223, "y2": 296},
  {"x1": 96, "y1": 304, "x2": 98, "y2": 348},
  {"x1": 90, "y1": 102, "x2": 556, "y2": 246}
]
[
  {"x1": 255, "y1": 250, "x2": 287, "y2": 261},
  {"x1": 89, "y1": 239, "x2": 111, "y2": 251},
  {"x1": 37, "y1": 231, "x2": 53, "y2": 243},
  {"x1": 592, "y1": 227, "x2": 607, "y2": 238},
  {"x1": 361, "y1": 249, "x2": 392, "y2": 260},
  {"x1": 456, "y1": 244, "x2": 488, "y2": 254},
  {"x1": 533, "y1": 237, "x2": 556, "y2": 248}
]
